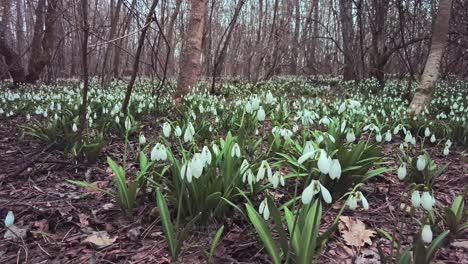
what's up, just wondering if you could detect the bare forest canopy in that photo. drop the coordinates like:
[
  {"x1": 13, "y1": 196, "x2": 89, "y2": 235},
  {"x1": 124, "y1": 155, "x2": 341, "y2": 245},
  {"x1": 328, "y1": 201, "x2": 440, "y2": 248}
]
[{"x1": 0, "y1": 0, "x2": 467, "y2": 86}]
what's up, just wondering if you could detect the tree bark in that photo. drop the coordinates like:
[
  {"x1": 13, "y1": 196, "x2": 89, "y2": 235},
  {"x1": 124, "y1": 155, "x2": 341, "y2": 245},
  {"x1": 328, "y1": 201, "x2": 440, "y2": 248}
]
[
  {"x1": 339, "y1": 0, "x2": 356, "y2": 80},
  {"x1": 78, "y1": 0, "x2": 90, "y2": 137},
  {"x1": 174, "y1": 0, "x2": 207, "y2": 100},
  {"x1": 408, "y1": 0, "x2": 453, "y2": 116}
]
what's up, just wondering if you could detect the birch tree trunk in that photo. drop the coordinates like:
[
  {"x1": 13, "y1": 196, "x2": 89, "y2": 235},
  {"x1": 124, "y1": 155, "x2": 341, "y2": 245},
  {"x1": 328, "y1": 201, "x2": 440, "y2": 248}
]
[
  {"x1": 174, "y1": 0, "x2": 207, "y2": 100},
  {"x1": 408, "y1": 0, "x2": 453, "y2": 116}
]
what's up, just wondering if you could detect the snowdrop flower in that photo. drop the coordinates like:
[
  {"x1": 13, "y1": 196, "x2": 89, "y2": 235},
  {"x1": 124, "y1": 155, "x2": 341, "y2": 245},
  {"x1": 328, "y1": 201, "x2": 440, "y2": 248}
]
[
  {"x1": 411, "y1": 191, "x2": 421, "y2": 207},
  {"x1": 162, "y1": 122, "x2": 171, "y2": 138},
  {"x1": 4, "y1": 211, "x2": 14, "y2": 227},
  {"x1": 201, "y1": 146, "x2": 212, "y2": 165},
  {"x1": 421, "y1": 191, "x2": 434, "y2": 211},
  {"x1": 430, "y1": 134, "x2": 436, "y2": 143},
  {"x1": 319, "y1": 116, "x2": 330, "y2": 126},
  {"x1": 251, "y1": 96, "x2": 260, "y2": 110},
  {"x1": 151, "y1": 143, "x2": 167, "y2": 161},
  {"x1": 266, "y1": 91, "x2": 274, "y2": 104},
  {"x1": 347, "y1": 195, "x2": 358, "y2": 210},
  {"x1": 72, "y1": 123, "x2": 78, "y2": 132},
  {"x1": 422, "y1": 225, "x2": 433, "y2": 243},
  {"x1": 245, "y1": 102, "x2": 252, "y2": 113},
  {"x1": 257, "y1": 107, "x2": 266, "y2": 121},
  {"x1": 298, "y1": 150, "x2": 315, "y2": 165},
  {"x1": 184, "y1": 127, "x2": 193, "y2": 143},
  {"x1": 256, "y1": 160, "x2": 272, "y2": 182},
  {"x1": 181, "y1": 161, "x2": 193, "y2": 182},
  {"x1": 338, "y1": 102, "x2": 346, "y2": 114},
  {"x1": 139, "y1": 133, "x2": 146, "y2": 144},
  {"x1": 404, "y1": 132, "x2": 413, "y2": 144},
  {"x1": 443, "y1": 146, "x2": 449, "y2": 156},
  {"x1": 115, "y1": 115, "x2": 120, "y2": 124},
  {"x1": 329, "y1": 159, "x2": 341, "y2": 180},
  {"x1": 302, "y1": 180, "x2": 332, "y2": 204},
  {"x1": 346, "y1": 131, "x2": 356, "y2": 143},
  {"x1": 424, "y1": 128, "x2": 431, "y2": 137},
  {"x1": 258, "y1": 198, "x2": 270, "y2": 220},
  {"x1": 172, "y1": 126, "x2": 181, "y2": 137},
  {"x1": 397, "y1": 163, "x2": 407, "y2": 180},
  {"x1": 212, "y1": 143, "x2": 220, "y2": 156},
  {"x1": 356, "y1": 192, "x2": 369, "y2": 210},
  {"x1": 384, "y1": 131, "x2": 392, "y2": 142},
  {"x1": 125, "y1": 117, "x2": 132, "y2": 131},
  {"x1": 292, "y1": 124, "x2": 299, "y2": 133},
  {"x1": 270, "y1": 171, "x2": 282, "y2": 188},
  {"x1": 376, "y1": 133, "x2": 382, "y2": 142},
  {"x1": 416, "y1": 155, "x2": 426, "y2": 171},
  {"x1": 231, "y1": 143, "x2": 241, "y2": 158},
  {"x1": 190, "y1": 154, "x2": 204, "y2": 179},
  {"x1": 317, "y1": 150, "x2": 332, "y2": 175}
]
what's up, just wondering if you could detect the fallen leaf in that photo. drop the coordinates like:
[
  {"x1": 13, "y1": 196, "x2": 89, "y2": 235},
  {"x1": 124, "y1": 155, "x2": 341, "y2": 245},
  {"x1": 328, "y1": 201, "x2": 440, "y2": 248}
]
[
  {"x1": 4, "y1": 225, "x2": 28, "y2": 241},
  {"x1": 451, "y1": 240, "x2": 468, "y2": 249},
  {"x1": 32, "y1": 219, "x2": 49, "y2": 238},
  {"x1": 82, "y1": 231, "x2": 117, "y2": 248},
  {"x1": 79, "y1": 213, "x2": 89, "y2": 227},
  {"x1": 339, "y1": 216, "x2": 376, "y2": 247}
]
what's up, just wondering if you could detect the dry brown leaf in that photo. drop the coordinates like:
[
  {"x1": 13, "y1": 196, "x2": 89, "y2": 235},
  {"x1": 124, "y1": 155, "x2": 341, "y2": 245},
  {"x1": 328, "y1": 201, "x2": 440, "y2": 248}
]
[
  {"x1": 82, "y1": 231, "x2": 117, "y2": 248},
  {"x1": 339, "y1": 216, "x2": 376, "y2": 247},
  {"x1": 451, "y1": 240, "x2": 468, "y2": 249}
]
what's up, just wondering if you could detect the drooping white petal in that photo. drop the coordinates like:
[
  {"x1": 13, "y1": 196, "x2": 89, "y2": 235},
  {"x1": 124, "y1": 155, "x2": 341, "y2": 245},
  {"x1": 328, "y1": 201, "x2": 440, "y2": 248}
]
[
  {"x1": 298, "y1": 151, "x2": 315, "y2": 165},
  {"x1": 319, "y1": 183, "x2": 332, "y2": 204},
  {"x1": 317, "y1": 150, "x2": 331, "y2": 174},
  {"x1": 421, "y1": 225, "x2": 433, "y2": 243},
  {"x1": 4, "y1": 211, "x2": 14, "y2": 227},
  {"x1": 397, "y1": 163, "x2": 407, "y2": 180},
  {"x1": 329, "y1": 159, "x2": 341, "y2": 180},
  {"x1": 411, "y1": 191, "x2": 421, "y2": 207},
  {"x1": 416, "y1": 155, "x2": 426, "y2": 171},
  {"x1": 302, "y1": 181, "x2": 319, "y2": 204},
  {"x1": 421, "y1": 192, "x2": 433, "y2": 211}
]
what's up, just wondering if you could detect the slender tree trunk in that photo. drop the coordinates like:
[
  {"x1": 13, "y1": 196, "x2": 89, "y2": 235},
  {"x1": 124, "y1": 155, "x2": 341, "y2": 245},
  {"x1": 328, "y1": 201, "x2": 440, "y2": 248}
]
[
  {"x1": 174, "y1": 0, "x2": 207, "y2": 100},
  {"x1": 166, "y1": 0, "x2": 182, "y2": 78},
  {"x1": 78, "y1": 0, "x2": 90, "y2": 137},
  {"x1": 101, "y1": 0, "x2": 122, "y2": 86},
  {"x1": 409, "y1": 0, "x2": 453, "y2": 116},
  {"x1": 122, "y1": 0, "x2": 159, "y2": 113},
  {"x1": 339, "y1": 0, "x2": 355, "y2": 81}
]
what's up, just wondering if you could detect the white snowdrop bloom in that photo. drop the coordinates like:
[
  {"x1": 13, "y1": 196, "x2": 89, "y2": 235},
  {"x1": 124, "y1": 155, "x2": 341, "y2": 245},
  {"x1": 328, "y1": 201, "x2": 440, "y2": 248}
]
[
  {"x1": 271, "y1": 171, "x2": 281, "y2": 188},
  {"x1": 257, "y1": 107, "x2": 266, "y2": 121},
  {"x1": 251, "y1": 96, "x2": 260, "y2": 110},
  {"x1": 422, "y1": 225, "x2": 433, "y2": 243},
  {"x1": 404, "y1": 132, "x2": 413, "y2": 143},
  {"x1": 356, "y1": 192, "x2": 369, "y2": 210},
  {"x1": 421, "y1": 192, "x2": 434, "y2": 211},
  {"x1": 184, "y1": 127, "x2": 193, "y2": 143},
  {"x1": 26, "y1": 114, "x2": 31, "y2": 120},
  {"x1": 384, "y1": 131, "x2": 392, "y2": 142},
  {"x1": 115, "y1": 115, "x2": 120, "y2": 124},
  {"x1": 181, "y1": 161, "x2": 193, "y2": 182},
  {"x1": 266, "y1": 91, "x2": 274, "y2": 104},
  {"x1": 258, "y1": 199, "x2": 270, "y2": 220},
  {"x1": 231, "y1": 143, "x2": 241, "y2": 158},
  {"x1": 162, "y1": 122, "x2": 171, "y2": 138},
  {"x1": 416, "y1": 155, "x2": 426, "y2": 171},
  {"x1": 347, "y1": 195, "x2": 358, "y2": 210},
  {"x1": 346, "y1": 131, "x2": 356, "y2": 143},
  {"x1": 201, "y1": 146, "x2": 212, "y2": 165},
  {"x1": 139, "y1": 134, "x2": 146, "y2": 145},
  {"x1": 125, "y1": 117, "x2": 132, "y2": 131},
  {"x1": 292, "y1": 124, "x2": 299, "y2": 133},
  {"x1": 424, "y1": 128, "x2": 431, "y2": 137},
  {"x1": 320, "y1": 116, "x2": 330, "y2": 126},
  {"x1": 443, "y1": 147, "x2": 449, "y2": 156},
  {"x1": 245, "y1": 102, "x2": 252, "y2": 113},
  {"x1": 411, "y1": 191, "x2": 421, "y2": 207},
  {"x1": 338, "y1": 102, "x2": 346, "y2": 114},
  {"x1": 317, "y1": 150, "x2": 332, "y2": 175},
  {"x1": 175, "y1": 126, "x2": 182, "y2": 137},
  {"x1": 256, "y1": 160, "x2": 272, "y2": 182},
  {"x1": 72, "y1": 123, "x2": 78, "y2": 132},
  {"x1": 329, "y1": 159, "x2": 341, "y2": 180},
  {"x1": 397, "y1": 163, "x2": 407, "y2": 180},
  {"x1": 151, "y1": 143, "x2": 167, "y2": 161},
  {"x1": 340, "y1": 120, "x2": 347, "y2": 133},
  {"x1": 303, "y1": 141, "x2": 315, "y2": 154},
  {"x1": 190, "y1": 154, "x2": 204, "y2": 179},
  {"x1": 240, "y1": 159, "x2": 250, "y2": 176},
  {"x1": 376, "y1": 133, "x2": 382, "y2": 142},
  {"x1": 212, "y1": 143, "x2": 220, "y2": 156},
  {"x1": 302, "y1": 180, "x2": 332, "y2": 204},
  {"x1": 4, "y1": 211, "x2": 14, "y2": 227},
  {"x1": 298, "y1": 151, "x2": 315, "y2": 165},
  {"x1": 430, "y1": 134, "x2": 436, "y2": 143}
]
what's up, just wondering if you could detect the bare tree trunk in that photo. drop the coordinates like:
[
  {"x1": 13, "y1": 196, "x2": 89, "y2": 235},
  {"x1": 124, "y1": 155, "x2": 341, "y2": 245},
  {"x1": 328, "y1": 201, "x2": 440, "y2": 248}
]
[
  {"x1": 339, "y1": 0, "x2": 355, "y2": 81},
  {"x1": 78, "y1": 0, "x2": 90, "y2": 138},
  {"x1": 26, "y1": 0, "x2": 58, "y2": 83},
  {"x1": 408, "y1": 0, "x2": 453, "y2": 116},
  {"x1": 122, "y1": 0, "x2": 159, "y2": 113},
  {"x1": 166, "y1": 0, "x2": 182, "y2": 78},
  {"x1": 101, "y1": 0, "x2": 122, "y2": 86},
  {"x1": 16, "y1": 0, "x2": 24, "y2": 68},
  {"x1": 174, "y1": 0, "x2": 207, "y2": 100},
  {"x1": 113, "y1": 0, "x2": 136, "y2": 78},
  {"x1": 291, "y1": 0, "x2": 300, "y2": 75}
]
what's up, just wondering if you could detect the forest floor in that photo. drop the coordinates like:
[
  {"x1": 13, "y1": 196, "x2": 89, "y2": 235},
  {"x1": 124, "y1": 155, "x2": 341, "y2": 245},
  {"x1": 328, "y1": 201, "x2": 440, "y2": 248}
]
[{"x1": 0, "y1": 116, "x2": 467, "y2": 264}]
